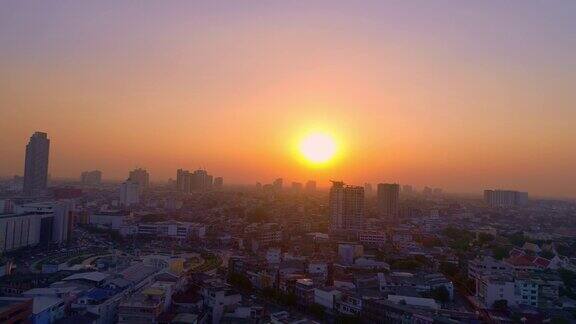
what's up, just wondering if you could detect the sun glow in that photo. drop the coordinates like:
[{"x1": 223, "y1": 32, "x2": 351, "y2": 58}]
[{"x1": 299, "y1": 132, "x2": 338, "y2": 165}]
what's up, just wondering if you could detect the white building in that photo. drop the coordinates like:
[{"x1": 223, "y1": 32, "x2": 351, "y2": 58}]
[
  {"x1": 476, "y1": 274, "x2": 538, "y2": 308},
  {"x1": 15, "y1": 200, "x2": 73, "y2": 243},
  {"x1": 89, "y1": 210, "x2": 131, "y2": 230},
  {"x1": 0, "y1": 213, "x2": 41, "y2": 252},
  {"x1": 314, "y1": 287, "x2": 342, "y2": 310},
  {"x1": 119, "y1": 180, "x2": 139, "y2": 207},
  {"x1": 468, "y1": 256, "x2": 511, "y2": 280},
  {"x1": 136, "y1": 221, "x2": 206, "y2": 240}
]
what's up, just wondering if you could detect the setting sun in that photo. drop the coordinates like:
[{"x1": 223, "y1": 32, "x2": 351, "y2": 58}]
[{"x1": 299, "y1": 132, "x2": 337, "y2": 165}]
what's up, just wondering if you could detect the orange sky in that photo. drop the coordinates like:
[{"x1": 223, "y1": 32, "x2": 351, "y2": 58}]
[{"x1": 1, "y1": 1, "x2": 575, "y2": 197}]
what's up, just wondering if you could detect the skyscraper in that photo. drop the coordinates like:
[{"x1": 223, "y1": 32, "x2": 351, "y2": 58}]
[
  {"x1": 273, "y1": 178, "x2": 283, "y2": 191},
  {"x1": 377, "y1": 183, "x2": 400, "y2": 219},
  {"x1": 291, "y1": 182, "x2": 303, "y2": 192},
  {"x1": 80, "y1": 170, "x2": 102, "y2": 185},
  {"x1": 484, "y1": 190, "x2": 528, "y2": 207},
  {"x1": 305, "y1": 180, "x2": 317, "y2": 192},
  {"x1": 329, "y1": 181, "x2": 364, "y2": 232},
  {"x1": 214, "y1": 177, "x2": 224, "y2": 190},
  {"x1": 23, "y1": 132, "x2": 50, "y2": 196},
  {"x1": 120, "y1": 179, "x2": 140, "y2": 207},
  {"x1": 128, "y1": 168, "x2": 149, "y2": 191}
]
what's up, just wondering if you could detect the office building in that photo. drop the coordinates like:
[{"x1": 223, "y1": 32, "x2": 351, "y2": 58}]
[
  {"x1": 119, "y1": 179, "x2": 140, "y2": 207},
  {"x1": 80, "y1": 170, "x2": 102, "y2": 185},
  {"x1": 484, "y1": 190, "x2": 529, "y2": 207},
  {"x1": 177, "y1": 169, "x2": 215, "y2": 192},
  {"x1": 214, "y1": 177, "x2": 224, "y2": 189},
  {"x1": 273, "y1": 178, "x2": 283, "y2": 191},
  {"x1": 176, "y1": 169, "x2": 191, "y2": 192},
  {"x1": 377, "y1": 183, "x2": 400, "y2": 219},
  {"x1": 364, "y1": 183, "x2": 373, "y2": 196},
  {"x1": 329, "y1": 181, "x2": 364, "y2": 232},
  {"x1": 128, "y1": 168, "x2": 149, "y2": 191},
  {"x1": 291, "y1": 182, "x2": 303, "y2": 192},
  {"x1": 305, "y1": 180, "x2": 316, "y2": 192},
  {"x1": 402, "y1": 185, "x2": 413, "y2": 194},
  {"x1": 23, "y1": 132, "x2": 50, "y2": 196},
  {"x1": 14, "y1": 200, "x2": 74, "y2": 244}
]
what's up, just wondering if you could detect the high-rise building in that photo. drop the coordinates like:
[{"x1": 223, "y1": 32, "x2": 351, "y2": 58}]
[
  {"x1": 214, "y1": 177, "x2": 224, "y2": 190},
  {"x1": 291, "y1": 182, "x2": 303, "y2": 192},
  {"x1": 14, "y1": 201, "x2": 74, "y2": 244},
  {"x1": 120, "y1": 179, "x2": 140, "y2": 207},
  {"x1": 177, "y1": 169, "x2": 215, "y2": 192},
  {"x1": 80, "y1": 170, "x2": 102, "y2": 185},
  {"x1": 23, "y1": 132, "x2": 50, "y2": 196},
  {"x1": 191, "y1": 169, "x2": 210, "y2": 191},
  {"x1": 377, "y1": 183, "x2": 400, "y2": 219},
  {"x1": 329, "y1": 181, "x2": 364, "y2": 232},
  {"x1": 422, "y1": 186, "x2": 433, "y2": 196},
  {"x1": 484, "y1": 190, "x2": 528, "y2": 207},
  {"x1": 305, "y1": 180, "x2": 317, "y2": 192},
  {"x1": 273, "y1": 178, "x2": 283, "y2": 191},
  {"x1": 128, "y1": 168, "x2": 149, "y2": 191},
  {"x1": 402, "y1": 185, "x2": 413, "y2": 194},
  {"x1": 364, "y1": 183, "x2": 373, "y2": 197},
  {"x1": 176, "y1": 169, "x2": 192, "y2": 192}
]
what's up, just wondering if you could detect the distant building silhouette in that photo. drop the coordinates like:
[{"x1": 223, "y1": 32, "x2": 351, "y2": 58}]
[
  {"x1": 214, "y1": 177, "x2": 224, "y2": 190},
  {"x1": 273, "y1": 178, "x2": 283, "y2": 191},
  {"x1": 484, "y1": 189, "x2": 528, "y2": 207},
  {"x1": 176, "y1": 168, "x2": 215, "y2": 192},
  {"x1": 128, "y1": 168, "x2": 149, "y2": 191},
  {"x1": 402, "y1": 185, "x2": 413, "y2": 194},
  {"x1": 291, "y1": 182, "x2": 303, "y2": 192},
  {"x1": 120, "y1": 179, "x2": 139, "y2": 207},
  {"x1": 23, "y1": 132, "x2": 50, "y2": 196},
  {"x1": 377, "y1": 183, "x2": 400, "y2": 219},
  {"x1": 364, "y1": 183, "x2": 373, "y2": 196},
  {"x1": 80, "y1": 170, "x2": 102, "y2": 185},
  {"x1": 329, "y1": 181, "x2": 364, "y2": 232},
  {"x1": 305, "y1": 180, "x2": 317, "y2": 192}
]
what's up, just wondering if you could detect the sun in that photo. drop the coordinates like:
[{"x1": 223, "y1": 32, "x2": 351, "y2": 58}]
[{"x1": 299, "y1": 132, "x2": 337, "y2": 164}]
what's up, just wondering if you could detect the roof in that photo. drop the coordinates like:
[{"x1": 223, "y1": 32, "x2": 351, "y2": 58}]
[
  {"x1": 81, "y1": 288, "x2": 117, "y2": 302},
  {"x1": 54, "y1": 312, "x2": 99, "y2": 324},
  {"x1": 172, "y1": 313, "x2": 198, "y2": 324},
  {"x1": 120, "y1": 264, "x2": 157, "y2": 283},
  {"x1": 63, "y1": 272, "x2": 110, "y2": 283},
  {"x1": 388, "y1": 295, "x2": 439, "y2": 309},
  {"x1": 32, "y1": 296, "x2": 63, "y2": 314}
]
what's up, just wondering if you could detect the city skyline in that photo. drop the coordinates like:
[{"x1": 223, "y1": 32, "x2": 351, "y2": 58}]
[{"x1": 2, "y1": 2, "x2": 576, "y2": 197}]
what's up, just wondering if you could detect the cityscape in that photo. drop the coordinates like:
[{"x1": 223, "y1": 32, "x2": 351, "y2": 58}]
[{"x1": 2, "y1": 2, "x2": 576, "y2": 324}]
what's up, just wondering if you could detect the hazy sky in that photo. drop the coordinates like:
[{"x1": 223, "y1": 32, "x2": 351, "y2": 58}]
[{"x1": 1, "y1": 1, "x2": 575, "y2": 197}]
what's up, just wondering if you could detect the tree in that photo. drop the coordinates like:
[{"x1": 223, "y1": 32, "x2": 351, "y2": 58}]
[
  {"x1": 228, "y1": 273, "x2": 253, "y2": 292},
  {"x1": 493, "y1": 299, "x2": 508, "y2": 310},
  {"x1": 492, "y1": 246, "x2": 510, "y2": 260},
  {"x1": 439, "y1": 262, "x2": 459, "y2": 277},
  {"x1": 308, "y1": 303, "x2": 325, "y2": 319},
  {"x1": 430, "y1": 286, "x2": 450, "y2": 304},
  {"x1": 478, "y1": 233, "x2": 495, "y2": 245}
]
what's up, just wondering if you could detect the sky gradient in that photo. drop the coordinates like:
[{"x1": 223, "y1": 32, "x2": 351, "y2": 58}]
[{"x1": 1, "y1": 1, "x2": 575, "y2": 197}]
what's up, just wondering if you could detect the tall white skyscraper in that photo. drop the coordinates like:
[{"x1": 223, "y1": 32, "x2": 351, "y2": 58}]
[
  {"x1": 377, "y1": 183, "x2": 400, "y2": 219},
  {"x1": 120, "y1": 179, "x2": 140, "y2": 207},
  {"x1": 329, "y1": 181, "x2": 364, "y2": 232},
  {"x1": 23, "y1": 132, "x2": 50, "y2": 196}
]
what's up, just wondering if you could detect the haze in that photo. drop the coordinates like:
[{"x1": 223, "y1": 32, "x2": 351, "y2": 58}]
[{"x1": 1, "y1": 1, "x2": 575, "y2": 197}]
